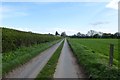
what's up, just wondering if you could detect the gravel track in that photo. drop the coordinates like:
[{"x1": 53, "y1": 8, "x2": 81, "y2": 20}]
[
  {"x1": 4, "y1": 40, "x2": 63, "y2": 78},
  {"x1": 54, "y1": 39, "x2": 87, "y2": 78}
]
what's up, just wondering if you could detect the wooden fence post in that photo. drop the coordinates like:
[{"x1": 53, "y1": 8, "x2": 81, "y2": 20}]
[{"x1": 109, "y1": 44, "x2": 114, "y2": 67}]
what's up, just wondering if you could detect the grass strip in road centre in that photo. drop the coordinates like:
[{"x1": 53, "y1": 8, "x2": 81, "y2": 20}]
[
  {"x1": 67, "y1": 39, "x2": 119, "y2": 79},
  {"x1": 36, "y1": 40, "x2": 64, "y2": 79},
  {"x1": 2, "y1": 40, "x2": 61, "y2": 76}
]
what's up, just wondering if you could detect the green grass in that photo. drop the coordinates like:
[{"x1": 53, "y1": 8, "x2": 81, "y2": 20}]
[
  {"x1": 2, "y1": 40, "x2": 61, "y2": 76},
  {"x1": 68, "y1": 38, "x2": 119, "y2": 78},
  {"x1": 0, "y1": 54, "x2": 2, "y2": 77},
  {"x1": 36, "y1": 40, "x2": 64, "y2": 79}
]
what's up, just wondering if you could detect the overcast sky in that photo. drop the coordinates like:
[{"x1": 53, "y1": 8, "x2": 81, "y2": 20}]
[{"x1": 0, "y1": 0, "x2": 119, "y2": 35}]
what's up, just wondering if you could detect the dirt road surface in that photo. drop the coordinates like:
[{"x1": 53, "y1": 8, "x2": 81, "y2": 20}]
[
  {"x1": 54, "y1": 39, "x2": 86, "y2": 78},
  {"x1": 4, "y1": 40, "x2": 63, "y2": 78}
]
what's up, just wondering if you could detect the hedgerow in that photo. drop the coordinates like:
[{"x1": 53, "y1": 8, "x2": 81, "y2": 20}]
[{"x1": 2, "y1": 27, "x2": 61, "y2": 53}]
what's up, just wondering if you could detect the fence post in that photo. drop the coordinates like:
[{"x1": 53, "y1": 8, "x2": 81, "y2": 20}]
[{"x1": 109, "y1": 44, "x2": 114, "y2": 67}]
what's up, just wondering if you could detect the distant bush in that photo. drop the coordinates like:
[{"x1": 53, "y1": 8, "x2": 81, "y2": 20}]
[{"x1": 2, "y1": 27, "x2": 61, "y2": 53}]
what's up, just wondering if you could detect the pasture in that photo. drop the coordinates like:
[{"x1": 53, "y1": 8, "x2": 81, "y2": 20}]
[{"x1": 68, "y1": 38, "x2": 119, "y2": 78}]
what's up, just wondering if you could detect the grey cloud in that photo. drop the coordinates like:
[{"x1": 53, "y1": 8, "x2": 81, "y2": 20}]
[{"x1": 90, "y1": 21, "x2": 110, "y2": 26}]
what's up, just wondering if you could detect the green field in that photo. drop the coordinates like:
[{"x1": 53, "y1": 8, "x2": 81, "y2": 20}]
[{"x1": 68, "y1": 38, "x2": 119, "y2": 78}]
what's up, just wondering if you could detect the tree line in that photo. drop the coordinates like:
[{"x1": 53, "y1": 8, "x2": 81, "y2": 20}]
[
  {"x1": 69, "y1": 30, "x2": 120, "y2": 38},
  {"x1": 55, "y1": 30, "x2": 120, "y2": 38}
]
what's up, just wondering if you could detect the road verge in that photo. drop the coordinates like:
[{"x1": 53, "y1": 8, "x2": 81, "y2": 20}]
[
  {"x1": 36, "y1": 40, "x2": 64, "y2": 79},
  {"x1": 3, "y1": 40, "x2": 61, "y2": 77}
]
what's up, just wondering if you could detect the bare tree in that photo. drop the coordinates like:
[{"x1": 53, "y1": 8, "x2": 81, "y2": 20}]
[
  {"x1": 77, "y1": 32, "x2": 81, "y2": 37},
  {"x1": 87, "y1": 30, "x2": 97, "y2": 37},
  {"x1": 61, "y1": 32, "x2": 66, "y2": 37}
]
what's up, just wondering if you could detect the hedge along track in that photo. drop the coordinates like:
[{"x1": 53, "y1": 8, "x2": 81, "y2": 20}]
[{"x1": 3, "y1": 39, "x2": 63, "y2": 78}]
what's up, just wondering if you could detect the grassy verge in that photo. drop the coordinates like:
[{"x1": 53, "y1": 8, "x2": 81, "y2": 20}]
[
  {"x1": 0, "y1": 61, "x2": 1, "y2": 78},
  {"x1": 67, "y1": 38, "x2": 119, "y2": 79},
  {"x1": 2, "y1": 40, "x2": 61, "y2": 76},
  {"x1": 35, "y1": 40, "x2": 64, "y2": 79}
]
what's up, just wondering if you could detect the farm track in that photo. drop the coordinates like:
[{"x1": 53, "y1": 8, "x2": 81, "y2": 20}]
[
  {"x1": 54, "y1": 39, "x2": 87, "y2": 78},
  {"x1": 4, "y1": 40, "x2": 63, "y2": 78}
]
